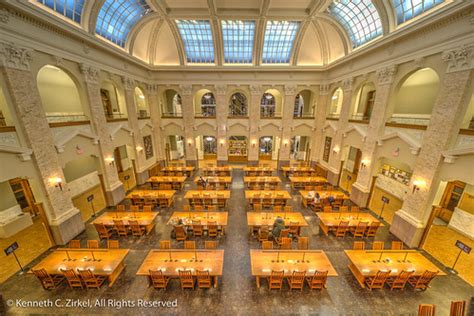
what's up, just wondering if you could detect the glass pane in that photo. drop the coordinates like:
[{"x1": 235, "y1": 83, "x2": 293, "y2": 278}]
[
  {"x1": 262, "y1": 21, "x2": 300, "y2": 64},
  {"x1": 175, "y1": 20, "x2": 215, "y2": 63}
]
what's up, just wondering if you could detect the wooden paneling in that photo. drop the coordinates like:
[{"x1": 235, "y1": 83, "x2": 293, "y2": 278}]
[
  {"x1": 72, "y1": 185, "x2": 106, "y2": 222},
  {"x1": 458, "y1": 192, "x2": 474, "y2": 215},
  {"x1": 119, "y1": 168, "x2": 136, "y2": 191},
  {"x1": 368, "y1": 187, "x2": 403, "y2": 225}
]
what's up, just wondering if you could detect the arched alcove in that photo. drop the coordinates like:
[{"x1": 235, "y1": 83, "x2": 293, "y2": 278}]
[
  {"x1": 134, "y1": 87, "x2": 150, "y2": 118},
  {"x1": 194, "y1": 89, "x2": 216, "y2": 117},
  {"x1": 100, "y1": 80, "x2": 127, "y2": 120},
  {"x1": 162, "y1": 89, "x2": 182, "y2": 117},
  {"x1": 229, "y1": 92, "x2": 248, "y2": 117},
  {"x1": 328, "y1": 87, "x2": 343, "y2": 118},
  {"x1": 294, "y1": 89, "x2": 315, "y2": 118},
  {"x1": 352, "y1": 82, "x2": 376, "y2": 121}
]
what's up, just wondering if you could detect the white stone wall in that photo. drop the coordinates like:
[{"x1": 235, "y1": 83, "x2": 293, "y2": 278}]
[
  {"x1": 448, "y1": 207, "x2": 474, "y2": 239},
  {"x1": 67, "y1": 171, "x2": 100, "y2": 198},
  {"x1": 0, "y1": 131, "x2": 20, "y2": 147},
  {"x1": 0, "y1": 204, "x2": 23, "y2": 224},
  {"x1": 375, "y1": 174, "x2": 409, "y2": 200}
]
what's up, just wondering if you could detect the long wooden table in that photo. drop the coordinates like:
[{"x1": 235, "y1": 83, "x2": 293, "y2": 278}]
[
  {"x1": 126, "y1": 190, "x2": 176, "y2": 207},
  {"x1": 184, "y1": 190, "x2": 231, "y2": 207},
  {"x1": 344, "y1": 250, "x2": 446, "y2": 288},
  {"x1": 31, "y1": 248, "x2": 129, "y2": 287},
  {"x1": 250, "y1": 249, "x2": 338, "y2": 288},
  {"x1": 300, "y1": 190, "x2": 350, "y2": 207},
  {"x1": 289, "y1": 176, "x2": 328, "y2": 189},
  {"x1": 243, "y1": 167, "x2": 275, "y2": 176},
  {"x1": 194, "y1": 176, "x2": 232, "y2": 189},
  {"x1": 168, "y1": 211, "x2": 228, "y2": 227},
  {"x1": 136, "y1": 249, "x2": 225, "y2": 288},
  {"x1": 161, "y1": 166, "x2": 195, "y2": 177},
  {"x1": 91, "y1": 211, "x2": 159, "y2": 234},
  {"x1": 247, "y1": 212, "x2": 308, "y2": 235},
  {"x1": 201, "y1": 166, "x2": 232, "y2": 176},
  {"x1": 316, "y1": 212, "x2": 383, "y2": 236},
  {"x1": 147, "y1": 176, "x2": 186, "y2": 190},
  {"x1": 243, "y1": 176, "x2": 281, "y2": 188},
  {"x1": 245, "y1": 190, "x2": 292, "y2": 206},
  {"x1": 281, "y1": 166, "x2": 315, "y2": 177}
]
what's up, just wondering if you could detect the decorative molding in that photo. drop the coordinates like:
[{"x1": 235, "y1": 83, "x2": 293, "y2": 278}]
[
  {"x1": 342, "y1": 124, "x2": 368, "y2": 141},
  {"x1": 258, "y1": 121, "x2": 282, "y2": 132},
  {"x1": 322, "y1": 121, "x2": 338, "y2": 133},
  {"x1": 0, "y1": 144, "x2": 33, "y2": 161},
  {"x1": 214, "y1": 84, "x2": 226, "y2": 95},
  {"x1": 121, "y1": 76, "x2": 135, "y2": 90},
  {"x1": 179, "y1": 84, "x2": 193, "y2": 96},
  {"x1": 109, "y1": 124, "x2": 133, "y2": 140},
  {"x1": 54, "y1": 130, "x2": 99, "y2": 153},
  {"x1": 79, "y1": 63, "x2": 100, "y2": 84},
  {"x1": 249, "y1": 84, "x2": 263, "y2": 96},
  {"x1": 342, "y1": 78, "x2": 354, "y2": 91},
  {"x1": 376, "y1": 65, "x2": 398, "y2": 85},
  {"x1": 0, "y1": 9, "x2": 9, "y2": 24},
  {"x1": 441, "y1": 146, "x2": 474, "y2": 163},
  {"x1": 442, "y1": 44, "x2": 473, "y2": 73},
  {"x1": 0, "y1": 41, "x2": 32, "y2": 71},
  {"x1": 284, "y1": 85, "x2": 297, "y2": 95},
  {"x1": 319, "y1": 84, "x2": 330, "y2": 95},
  {"x1": 146, "y1": 84, "x2": 158, "y2": 96},
  {"x1": 377, "y1": 131, "x2": 421, "y2": 155},
  {"x1": 414, "y1": 57, "x2": 426, "y2": 68}
]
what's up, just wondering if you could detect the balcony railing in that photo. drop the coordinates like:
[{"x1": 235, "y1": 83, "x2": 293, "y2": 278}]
[
  {"x1": 326, "y1": 113, "x2": 340, "y2": 120},
  {"x1": 195, "y1": 113, "x2": 216, "y2": 118},
  {"x1": 162, "y1": 112, "x2": 183, "y2": 118},
  {"x1": 228, "y1": 114, "x2": 248, "y2": 118},
  {"x1": 46, "y1": 114, "x2": 89, "y2": 124},
  {"x1": 294, "y1": 113, "x2": 314, "y2": 119},
  {"x1": 106, "y1": 113, "x2": 128, "y2": 121},
  {"x1": 261, "y1": 111, "x2": 282, "y2": 118},
  {"x1": 387, "y1": 115, "x2": 431, "y2": 126}
]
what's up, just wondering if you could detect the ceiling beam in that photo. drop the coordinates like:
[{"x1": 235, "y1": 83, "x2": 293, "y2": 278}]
[
  {"x1": 312, "y1": 20, "x2": 329, "y2": 65},
  {"x1": 207, "y1": 0, "x2": 222, "y2": 66}
]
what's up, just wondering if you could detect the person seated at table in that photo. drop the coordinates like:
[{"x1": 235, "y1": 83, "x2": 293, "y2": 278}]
[
  {"x1": 270, "y1": 217, "x2": 285, "y2": 240},
  {"x1": 171, "y1": 219, "x2": 187, "y2": 238},
  {"x1": 197, "y1": 176, "x2": 207, "y2": 189},
  {"x1": 313, "y1": 192, "x2": 321, "y2": 204},
  {"x1": 328, "y1": 195, "x2": 335, "y2": 205}
]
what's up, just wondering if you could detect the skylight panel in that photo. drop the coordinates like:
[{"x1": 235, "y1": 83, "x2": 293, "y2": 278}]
[
  {"x1": 328, "y1": 0, "x2": 382, "y2": 48},
  {"x1": 221, "y1": 20, "x2": 256, "y2": 64},
  {"x1": 36, "y1": 0, "x2": 85, "y2": 23},
  {"x1": 176, "y1": 20, "x2": 215, "y2": 64},
  {"x1": 96, "y1": 0, "x2": 152, "y2": 48},
  {"x1": 392, "y1": 0, "x2": 444, "y2": 24},
  {"x1": 262, "y1": 21, "x2": 300, "y2": 64}
]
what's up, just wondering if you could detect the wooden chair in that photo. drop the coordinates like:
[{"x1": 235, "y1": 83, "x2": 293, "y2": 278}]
[
  {"x1": 258, "y1": 227, "x2": 269, "y2": 241},
  {"x1": 279, "y1": 237, "x2": 292, "y2": 249},
  {"x1": 175, "y1": 225, "x2": 187, "y2": 241},
  {"x1": 184, "y1": 240, "x2": 196, "y2": 249},
  {"x1": 77, "y1": 269, "x2": 107, "y2": 289},
  {"x1": 194, "y1": 205, "x2": 203, "y2": 211},
  {"x1": 87, "y1": 240, "x2": 99, "y2": 249},
  {"x1": 418, "y1": 304, "x2": 436, "y2": 316},
  {"x1": 353, "y1": 241, "x2": 365, "y2": 250},
  {"x1": 204, "y1": 240, "x2": 218, "y2": 249},
  {"x1": 335, "y1": 221, "x2": 349, "y2": 238},
  {"x1": 113, "y1": 220, "x2": 128, "y2": 237},
  {"x1": 275, "y1": 229, "x2": 290, "y2": 247},
  {"x1": 178, "y1": 270, "x2": 195, "y2": 290},
  {"x1": 61, "y1": 268, "x2": 83, "y2": 289},
  {"x1": 130, "y1": 205, "x2": 139, "y2": 213},
  {"x1": 449, "y1": 301, "x2": 466, "y2": 316},
  {"x1": 69, "y1": 240, "x2": 81, "y2": 248},
  {"x1": 351, "y1": 222, "x2": 368, "y2": 238},
  {"x1": 217, "y1": 198, "x2": 226, "y2": 209},
  {"x1": 262, "y1": 240, "x2": 273, "y2": 249},
  {"x1": 351, "y1": 206, "x2": 360, "y2": 212},
  {"x1": 149, "y1": 269, "x2": 170, "y2": 289},
  {"x1": 268, "y1": 270, "x2": 285, "y2": 290},
  {"x1": 207, "y1": 205, "x2": 217, "y2": 211},
  {"x1": 288, "y1": 271, "x2": 306, "y2": 291},
  {"x1": 160, "y1": 240, "x2": 171, "y2": 249},
  {"x1": 284, "y1": 206, "x2": 292, "y2": 212},
  {"x1": 116, "y1": 204, "x2": 125, "y2": 212},
  {"x1": 192, "y1": 221, "x2": 203, "y2": 237},
  {"x1": 297, "y1": 237, "x2": 309, "y2": 250},
  {"x1": 253, "y1": 203, "x2": 262, "y2": 211},
  {"x1": 94, "y1": 223, "x2": 113, "y2": 240},
  {"x1": 143, "y1": 205, "x2": 153, "y2": 212},
  {"x1": 339, "y1": 206, "x2": 349, "y2": 212},
  {"x1": 32, "y1": 268, "x2": 64, "y2": 290},
  {"x1": 288, "y1": 222, "x2": 300, "y2": 237},
  {"x1": 196, "y1": 270, "x2": 212, "y2": 289},
  {"x1": 323, "y1": 206, "x2": 332, "y2": 213},
  {"x1": 365, "y1": 222, "x2": 381, "y2": 238},
  {"x1": 207, "y1": 221, "x2": 218, "y2": 238},
  {"x1": 372, "y1": 241, "x2": 384, "y2": 250},
  {"x1": 391, "y1": 241, "x2": 403, "y2": 250},
  {"x1": 273, "y1": 205, "x2": 282, "y2": 212},
  {"x1": 159, "y1": 199, "x2": 169, "y2": 209},
  {"x1": 408, "y1": 270, "x2": 438, "y2": 291},
  {"x1": 183, "y1": 205, "x2": 191, "y2": 212},
  {"x1": 306, "y1": 270, "x2": 328, "y2": 290},
  {"x1": 107, "y1": 240, "x2": 120, "y2": 249},
  {"x1": 364, "y1": 270, "x2": 391, "y2": 290},
  {"x1": 129, "y1": 220, "x2": 146, "y2": 237},
  {"x1": 386, "y1": 270, "x2": 414, "y2": 290}
]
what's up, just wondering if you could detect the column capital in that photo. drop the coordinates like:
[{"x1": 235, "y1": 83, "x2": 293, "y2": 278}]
[
  {"x1": 146, "y1": 83, "x2": 158, "y2": 96},
  {"x1": 342, "y1": 78, "x2": 354, "y2": 91},
  {"x1": 121, "y1": 76, "x2": 136, "y2": 90},
  {"x1": 179, "y1": 84, "x2": 193, "y2": 96},
  {"x1": 0, "y1": 41, "x2": 32, "y2": 71},
  {"x1": 442, "y1": 44, "x2": 473, "y2": 73},
  {"x1": 214, "y1": 84, "x2": 226, "y2": 96},
  {"x1": 376, "y1": 65, "x2": 398, "y2": 85},
  {"x1": 319, "y1": 83, "x2": 330, "y2": 95},
  {"x1": 249, "y1": 84, "x2": 263, "y2": 96},
  {"x1": 284, "y1": 84, "x2": 297, "y2": 95},
  {"x1": 79, "y1": 63, "x2": 100, "y2": 84}
]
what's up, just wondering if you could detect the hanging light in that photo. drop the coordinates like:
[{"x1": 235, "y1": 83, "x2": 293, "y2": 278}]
[
  {"x1": 265, "y1": 94, "x2": 273, "y2": 100},
  {"x1": 205, "y1": 136, "x2": 214, "y2": 142},
  {"x1": 204, "y1": 93, "x2": 212, "y2": 100}
]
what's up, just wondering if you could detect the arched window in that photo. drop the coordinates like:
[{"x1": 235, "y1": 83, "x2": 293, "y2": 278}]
[
  {"x1": 392, "y1": 0, "x2": 444, "y2": 25},
  {"x1": 328, "y1": 88, "x2": 343, "y2": 118},
  {"x1": 201, "y1": 93, "x2": 216, "y2": 117},
  {"x1": 294, "y1": 94, "x2": 304, "y2": 117},
  {"x1": 229, "y1": 92, "x2": 248, "y2": 117},
  {"x1": 260, "y1": 93, "x2": 276, "y2": 118},
  {"x1": 134, "y1": 87, "x2": 149, "y2": 118}
]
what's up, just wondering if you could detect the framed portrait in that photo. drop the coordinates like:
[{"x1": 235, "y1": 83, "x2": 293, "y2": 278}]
[{"x1": 143, "y1": 135, "x2": 154, "y2": 160}]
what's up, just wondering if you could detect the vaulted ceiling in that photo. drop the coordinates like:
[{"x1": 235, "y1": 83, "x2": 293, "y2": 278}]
[{"x1": 32, "y1": 0, "x2": 450, "y2": 67}]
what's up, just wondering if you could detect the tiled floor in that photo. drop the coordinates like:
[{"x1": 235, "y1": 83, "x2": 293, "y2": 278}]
[{"x1": 0, "y1": 169, "x2": 472, "y2": 315}]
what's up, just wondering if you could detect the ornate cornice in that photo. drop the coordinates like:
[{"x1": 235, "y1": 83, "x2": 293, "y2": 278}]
[
  {"x1": 376, "y1": 65, "x2": 398, "y2": 85},
  {"x1": 179, "y1": 84, "x2": 193, "y2": 96},
  {"x1": 79, "y1": 63, "x2": 100, "y2": 84},
  {"x1": 147, "y1": 84, "x2": 158, "y2": 96},
  {"x1": 121, "y1": 76, "x2": 136, "y2": 90},
  {"x1": 442, "y1": 44, "x2": 473, "y2": 73},
  {"x1": 249, "y1": 84, "x2": 262, "y2": 96},
  {"x1": 284, "y1": 84, "x2": 297, "y2": 95},
  {"x1": 0, "y1": 41, "x2": 32, "y2": 71},
  {"x1": 319, "y1": 84, "x2": 330, "y2": 95},
  {"x1": 214, "y1": 84, "x2": 226, "y2": 96},
  {"x1": 342, "y1": 78, "x2": 354, "y2": 91},
  {"x1": 0, "y1": 9, "x2": 9, "y2": 24}
]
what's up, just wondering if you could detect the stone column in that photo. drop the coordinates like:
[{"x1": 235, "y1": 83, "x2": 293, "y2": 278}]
[
  {"x1": 179, "y1": 84, "x2": 197, "y2": 166},
  {"x1": 80, "y1": 64, "x2": 125, "y2": 206},
  {"x1": 248, "y1": 85, "x2": 262, "y2": 165},
  {"x1": 279, "y1": 85, "x2": 297, "y2": 167},
  {"x1": 215, "y1": 84, "x2": 228, "y2": 165},
  {"x1": 310, "y1": 84, "x2": 330, "y2": 165},
  {"x1": 122, "y1": 76, "x2": 148, "y2": 184},
  {"x1": 0, "y1": 41, "x2": 84, "y2": 244},
  {"x1": 391, "y1": 47, "x2": 473, "y2": 248},
  {"x1": 351, "y1": 66, "x2": 397, "y2": 207},
  {"x1": 147, "y1": 84, "x2": 165, "y2": 165},
  {"x1": 326, "y1": 78, "x2": 354, "y2": 185}
]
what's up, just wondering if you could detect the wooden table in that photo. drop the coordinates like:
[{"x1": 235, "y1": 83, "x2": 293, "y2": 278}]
[
  {"x1": 184, "y1": 190, "x2": 231, "y2": 207},
  {"x1": 147, "y1": 176, "x2": 186, "y2": 190},
  {"x1": 243, "y1": 176, "x2": 281, "y2": 188},
  {"x1": 91, "y1": 212, "x2": 159, "y2": 234},
  {"x1": 30, "y1": 248, "x2": 129, "y2": 287},
  {"x1": 201, "y1": 166, "x2": 232, "y2": 176},
  {"x1": 167, "y1": 211, "x2": 228, "y2": 234},
  {"x1": 299, "y1": 190, "x2": 350, "y2": 207},
  {"x1": 281, "y1": 166, "x2": 315, "y2": 177},
  {"x1": 136, "y1": 249, "x2": 225, "y2": 288},
  {"x1": 344, "y1": 250, "x2": 446, "y2": 288},
  {"x1": 316, "y1": 212, "x2": 383, "y2": 236},
  {"x1": 161, "y1": 166, "x2": 195, "y2": 177},
  {"x1": 126, "y1": 190, "x2": 176, "y2": 207},
  {"x1": 250, "y1": 249, "x2": 338, "y2": 288},
  {"x1": 194, "y1": 176, "x2": 232, "y2": 189},
  {"x1": 289, "y1": 176, "x2": 328, "y2": 189},
  {"x1": 243, "y1": 167, "x2": 275, "y2": 176},
  {"x1": 245, "y1": 190, "x2": 292, "y2": 206},
  {"x1": 247, "y1": 212, "x2": 308, "y2": 235}
]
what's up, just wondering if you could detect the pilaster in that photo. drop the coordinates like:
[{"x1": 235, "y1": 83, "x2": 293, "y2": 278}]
[
  {"x1": 249, "y1": 85, "x2": 262, "y2": 163},
  {"x1": 179, "y1": 84, "x2": 197, "y2": 166},
  {"x1": 147, "y1": 83, "x2": 165, "y2": 164},
  {"x1": 215, "y1": 84, "x2": 228, "y2": 163},
  {"x1": 310, "y1": 84, "x2": 330, "y2": 164},
  {"x1": 279, "y1": 85, "x2": 297, "y2": 167}
]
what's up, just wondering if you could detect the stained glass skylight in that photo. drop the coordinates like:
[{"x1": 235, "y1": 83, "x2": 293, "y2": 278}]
[
  {"x1": 328, "y1": 0, "x2": 382, "y2": 48},
  {"x1": 36, "y1": 0, "x2": 85, "y2": 23},
  {"x1": 221, "y1": 20, "x2": 256, "y2": 64},
  {"x1": 262, "y1": 21, "x2": 300, "y2": 64},
  {"x1": 176, "y1": 20, "x2": 215, "y2": 64},
  {"x1": 96, "y1": 0, "x2": 152, "y2": 48},
  {"x1": 392, "y1": 0, "x2": 444, "y2": 24}
]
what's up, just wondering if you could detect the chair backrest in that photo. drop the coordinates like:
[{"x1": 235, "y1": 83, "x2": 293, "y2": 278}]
[
  {"x1": 32, "y1": 268, "x2": 52, "y2": 284},
  {"x1": 309, "y1": 270, "x2": 328, "y2": 288},
  {"x1": 372, "y1": 241, "x2": 384, "y2": 250},
  {"x1": 129, "y1": 220, "x2": 142, "y2": 234},
  {"x1": 184, "y1": 241, "x2": 196, "y2": 249},
  {"x1": 449, "y1": 301, "x2": 465, "y2": 316},
  {"x1": 149, "y1": 269, "x2": 166, "y2": 282},
  {"x1": 175, "y1": 225, "x2": 187, "y2": 238},
  {"x1": 279, "y1": 229, "x2": 290, "y2": 238},
  {"x1": 69, "y1": 240, "x2": 81, "y2": 248},
  {"x1": 196, "y1": 269, "x2": 210, "y2": 281},
  {"x1": 395, "y1": 270, "x2": 414, "y2": 284},
  {"x1": 143, "y1": 205, "x2": 152, "y2": 212},
  {"x1": 107, "y1": 240, "x2": 119, "y2": 249},
  {"x1": 353, "y1": 241, "x2": 365, "y2": 250},
  {"x1": 280, "y1": 237, "x2": 292, "y2": 249},
  {"x1": 205, "y1": 240, "x2": 218, "y2": 249},
  {"x1": 351, "y1": 206, "x2": 360, "y2": 212},
  {"x1": 273, "y1": 206, "x2": 282, "y2": 212},
  {"x1": 366, "y1": 222, "x2": 381, "y2": 236},
  {"x1": 323, "y1": 206, "x2": 332, "y2": 212},
  {"x1": 290, "y1": 271, "x2": 306, "y2": 283},
  {"x1": 297, "y1": 237, "x2": 309, "y2": 250},
  {"x1": 416, "y1": 270, "x2": 439, "y2": 288},
  {"x1": 339, "y1": 206, "x2": 348, "y2": 212},
  {"x1": 270, "y1": 270, "x2": 284, "y2": 282},
  {"x1": 116, "y1": 204, "x2": 125, "y2": 212},
  {"x1": 130, "y1": 205, "x2": 139, "y2": 212},
  {"x1": 61, "y1": 268, "x2": 80, "y2": 281},
  {"x1": 77, "y1": 269, "x2": 95, "y2": 281},
  {"x1": 391, "y1": 241, "x2": 403, "y2": 250},
  {"x1": 354, "y1": 222, "x2": 368, "y2": 236},
  {"x1": 94, "y1": 223, "x2": 109, "y2": 237},
  {"x1": 262, "y1": 240, "x2": 273, "y2": 249},
  {"x1": 418, "y1": 304, "x2": 436, "y2": 316},
  {"x1": 284, "y1": 206, "x2": 292, "y2": 212},
  {"x1": 369, "y1": 270, "x2": 391, "y2": 287},
  {"x1": 183, "y1": 205, "x2": 191, "y2": 212},
  {"x1": 87, "y1": 240, "x2": 99, "y2": 249},
  {"x1": 178, "y1": 270, "x2": 193, "y2": 281},
  {"x1": 113, "y1": 220, "x2": 126, "y2": 229},
  {"x1": 160, "y1": 240, "x2": 171, "y2": 249}
]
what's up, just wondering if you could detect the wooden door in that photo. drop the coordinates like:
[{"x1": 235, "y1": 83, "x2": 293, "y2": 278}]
[
  {"x1": 440, "y1": 181, "x2": 465, "y2": 211},
  {"x1": 9, "y1": 178, "x2": 37, "y2": 216},
  {"x1": 352, "y1": 148, "x2": 362, "y2": 175},
  {"x1": 113, "y1": 147, "x2": 123, "y2": 172},
  {"x1": 364, "y1": 90, "x2": 376, "y2": 119}
]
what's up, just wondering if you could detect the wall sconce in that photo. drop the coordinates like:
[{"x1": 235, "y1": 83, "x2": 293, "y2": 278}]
[
  {"x1": 105, "y1": 157, "x2": 115, "y2": 166},
  {"x1": 251, "y1": 140, "x2": 257, "y2": 148},
  {"x1": 283, "y1": 139, "x2": 289, "y2": 147},
  {"x1": 412, "y1": 179, "x2": 425, "y2": 194},
  {"x1": 333, "y1": 146, "x2": 340, "y2": 153},
  {"x1": 219, "y1": 139, "x2": 225, "y2": 147},
  {"x1": 187, "y1": 139, "x2": 193, "y2": 147},
  {"x1": 136, "y1": 146, "x2": 143, "y2": 152},
  {"x1": 49, "y1": 177, "x2": 63, "y2": 191},
  {"x1": 361, "y1": 159, "x2": 370, "y2": 169}
]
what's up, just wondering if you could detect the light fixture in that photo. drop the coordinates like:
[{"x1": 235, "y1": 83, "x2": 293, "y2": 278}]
[
  {"x1": 361, "y1": 159, "x2": 370, "y2": 168},
  {"x1": 205, "y1": 136, "x2": 214, "y2": 142},
  {"x1": 251, "y1": 140, "x2": 257, "y2": 147},
  {"x1": 203, "y1": 93, "x2": 212, "y2": 100},
  {"x1": 332, "y1": 95, "x2": 338, "y2": 100},
  {"x1": 265, "y1": 93, "x2": 273, "y2": 100},
  {"x1": 412, "y1": 179, "x2": 425, "y2": 194},
  {"x1": 138, "y1": 95, "x2": 145, "y2": 100},
  {"x1": 49, "y1": 177, "x2": 63, "y2": 191},
  {"x1": 105, "y1": 157, "x2": 115, "y2": 166},
  {"x1": 283, "y1": 139, "x2": 289, "y2": 147},
  {"x1": 263, "y1": 137, "x2": 271, "y2": 142},
  {"x1": 187, "y1": 139, "x2": 193, "y2": 147},
  {"x1": 136, "y1": 146, "x2": 143, "y2": 152},
  {"x1": 333, "y1": 146, "x2": 340, "y2": 153},
  {"x1": 219, "y1": 139, "x2": 225, "y2": 146}
]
